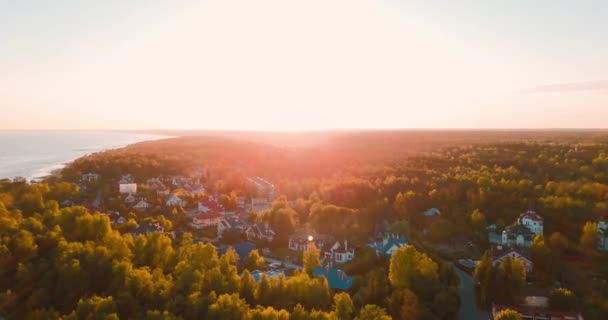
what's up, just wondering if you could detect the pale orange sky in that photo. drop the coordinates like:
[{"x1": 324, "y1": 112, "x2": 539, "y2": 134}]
[{"x1": 1, "y1": 0, "x2": 607, "y2": 130}]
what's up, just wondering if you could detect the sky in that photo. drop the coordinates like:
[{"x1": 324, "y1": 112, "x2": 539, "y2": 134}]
[{"x1": 1, "y1": 0, "x2": 607, "y2": 130}]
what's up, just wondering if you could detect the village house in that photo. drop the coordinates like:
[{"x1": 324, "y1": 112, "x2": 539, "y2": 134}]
[
  {"x1": 81, "y1": 173, "x2": 100, "y2": 182},
  {"x1": 119, "y1": 174, "x2": 135, "y2": 184},
  {"x1": 423, "y1": 208, "x2": 441, "y2": 217},
  {"x1": 313, "y1": 265, "x2": 353, "y2": 291},
  {"x1": 598, "y1": 216, "x2": 608, "y2": 252},
  {"x1": 190, "y1": 212, "x2": 224, "y2": 229},
  {"x1": 502, "y1": 210, "x2": 544, "y2": 247},
  {"x1": 368, "y1": 234, "x2": 408, "y2": 257},
  {"x1": 198, "y1": 197, "x2": 224, "y2": 214},
  {"x1": 246, "y1": 222, "x2": 275, "y2": 242},
  {"x1": 491, "y1": 244, "x2": 534, "y2": 272},
  {"x1": 102, "y1": 211, "x2": 126, "y2": 225},
  {"x1": 119, "y1": 183, "x2": 137, "y2": 194},
  {"x1": 124, "y1": 193, "x2": 137, "y2": 204},
  {"x1": 288, "y1": 229, "x2": 332, "y2": 251},
  {"x1": 131, "y1": 222, "x2": 164, "y2": 237},
  {"x1": 166, "y1": 194, "x2": 187, "y2": 207},
  {"x1": 324, "y1": 240, "x2": 355, "y2": 264},
  {"x1": 133, "y1": 199, "x2": 152, "y2": 210},
  {"x1": 217, "y1": 217, "x2": 249, "y2": 237}
]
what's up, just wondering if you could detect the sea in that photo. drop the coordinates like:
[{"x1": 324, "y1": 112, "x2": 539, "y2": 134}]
[{"x1": 0, "y1": 131, "x2": 170, "y2": 181}]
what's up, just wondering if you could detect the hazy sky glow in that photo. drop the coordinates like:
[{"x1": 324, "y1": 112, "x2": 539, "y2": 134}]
[{"x1": 2, "y1": 0, "x2": 607, "y2": 130}]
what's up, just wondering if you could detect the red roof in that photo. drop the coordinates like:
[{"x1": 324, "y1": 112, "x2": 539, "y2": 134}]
[
  {"x1": 520, "y1": 210, "x2": 543, "y2": 222},
  {"x1": 199, "y1": 197, "x2": 224, "y2": 213},
  {"x1": 195, "y1": 212, "x2": 223, "y2": 220}
]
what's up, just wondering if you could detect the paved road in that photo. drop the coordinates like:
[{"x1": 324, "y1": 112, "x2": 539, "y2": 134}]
[{"x1": 454, "y1": 266, "x2": 490, "y2": 320}]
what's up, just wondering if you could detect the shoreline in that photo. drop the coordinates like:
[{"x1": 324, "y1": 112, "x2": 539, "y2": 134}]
[
  {"x1": 30, "y1": 133, "x2": 174, "y2": 182},
  {"x1": 0, "y1": 131, "x2": 175, "y2": 182}
]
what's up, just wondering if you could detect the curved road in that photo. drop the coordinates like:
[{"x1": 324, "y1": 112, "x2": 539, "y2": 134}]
[{"x1": 454, "y1": 267, "x2": 490, "y2": 320}]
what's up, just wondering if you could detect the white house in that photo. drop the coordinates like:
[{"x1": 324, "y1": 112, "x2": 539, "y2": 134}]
[
  {"x1": 124, "y1": 193, "x2": 137, "y2": 204},
  {"x1": 190, "y1": 212, "x2": 224, "y2": 229},
  {"x1": 324, "y1": 240, "x2": 355, "y2": 264},
  {"x1": 518, "y1": 210, "x2": 544, "y2": 235},
  {"x1": 502, "y1": 210, "x2": 544, "y2": 248},
  {"x1": 119, "y1": 183, "x2": 137, "y2": 194},
  {"x1": 166, "y1": 194, "x2": 186, "y2": 207},
  {"x1": 81, "y1": 173, "x2": 100, "y2": 182},
  {"x1": 133, "y1": 199, "x2": 152, "y2": 210}
]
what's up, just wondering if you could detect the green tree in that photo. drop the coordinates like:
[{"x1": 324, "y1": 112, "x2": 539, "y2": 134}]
[
  {"x1": 332, "y1": 293, "x2": 354, "y2": 320},
  {"x1": 207, "y1": 293, "x2": 249, "y2": 320},
  {"x1": 240, "y1": 270, "x2": 257, "y2": 305},
  {"x1": 549, "y1": 288, "x2": 577, "y2": 312},
  {"x1": 494, "y1": 309, "x2": 522, "y2": 320},
  {"x1": 71, "y1": 296, "x2": 119, "y2": 320},
  {"x1": 246, "y1": 249, "x2": 266, "y2": 271},
  {"x1": 303, "y1": 243, "x2": 321, "y2": 276},
  {"x1": 580, "y1": 221, "x2": 598, "y2": 253},
  {"x1": 389, "y1": 245, "x2": 439, "y2": 299},
  {"x1": 388, "y1": 289, "x2": 419, "y2": 320},
  {"x1": 356, "y1": 305, "x2": 391, "y2": 320}
]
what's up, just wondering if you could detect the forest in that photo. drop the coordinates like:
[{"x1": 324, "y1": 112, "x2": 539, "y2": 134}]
[{"x1": 3, "y1": 130, "x2": 608, "y2": 319}]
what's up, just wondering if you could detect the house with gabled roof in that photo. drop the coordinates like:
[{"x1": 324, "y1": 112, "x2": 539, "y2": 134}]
[
  {"x1": 324, "y1": 240, "x2": 355, "y2": 264},
  {"x1": 133, "y1": 199, "x2": 152, "y2": 210},
  {"x1": 491, "y1": 244, "x2": 533, "y2": 272},
  {"x1": 166, "y1": 194, "x2": 186, "y2": 207},
  {"x1": 502, "y1": 210, "x2": 544, "y2": 247},
  {"x1": 246, "y1": 222, "x2": 275, "y2": 242},
  {"x1": 124, "y1": 193, "x2": 137, "y2": 204},
  {"x1": 313, "y1": 265, "x2": 353, "y2": 291},
  {"x1": 217, "y1": 217, "x2": 249, "y2": 237},
  {"x1": 191, "y1": 212, "x2": 224, "y2": 229},
  {"x1": 368, "y1": 234, "x2": 408, "y2": 257}
]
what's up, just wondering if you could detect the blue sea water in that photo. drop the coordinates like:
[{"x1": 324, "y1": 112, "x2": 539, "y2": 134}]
[{"x1": 0, "y1": 131, "x2": 170, "y2": 180}]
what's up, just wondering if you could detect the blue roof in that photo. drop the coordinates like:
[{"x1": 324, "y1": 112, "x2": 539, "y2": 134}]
[
  {"x1": 313, "y1": 266, "x2": 353, "y2": 291},
  {"x1": 217, "y1": 242, "x2": 256, "y2": 261},
  {"x1": 250, "y1": 269, "x2": 284, "y2": 282},
  {"x1": 368, "y1": 235, "x2": 407, "y2": 256},
  {"x1": 424, "y1": 208, "x2": 441, "y2": 217}
]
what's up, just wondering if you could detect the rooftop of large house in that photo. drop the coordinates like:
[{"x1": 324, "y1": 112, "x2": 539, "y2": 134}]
[
  {"x1": 220, "y1": 217, "x2": 249, "y2": 231},
  {"x1": 313, "y1": 266, "x2": 353, "y2": 291},
  {"x1": 503, "y1": 223, "x2": 536, "y2": 238},
  {"x1": 248, "y1": 222, "x2": 275, "y2": 238},
  {"x1": 518, "y1": 210, "x2": 544, "y2": 222},
  {"x1": 368, "y1": 234, "x2": 408, "y2": 256},
  {"x1": 491, "y1": 244, "x2": 532, "y2": 262},
  {"x1": 198, "y1": 197, "x2": 224, "y2": 214}
]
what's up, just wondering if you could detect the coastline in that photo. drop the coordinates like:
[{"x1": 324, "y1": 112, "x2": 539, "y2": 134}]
[
  {"x1": 0, "y1": 131, "x2": 174, "y2": 182},
  {"x1": 32, "y1": 132, "x2": 174, "y2": 182}
]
